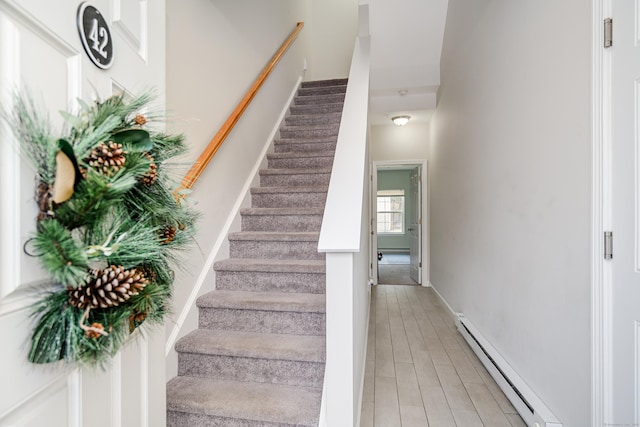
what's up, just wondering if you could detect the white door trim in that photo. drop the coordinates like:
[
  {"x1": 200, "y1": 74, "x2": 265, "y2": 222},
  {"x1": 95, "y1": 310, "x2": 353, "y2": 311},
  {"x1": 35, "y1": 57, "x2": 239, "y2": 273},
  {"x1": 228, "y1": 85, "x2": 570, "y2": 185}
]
[
  {"x1": 371, "y1": 159, "x2": 429, "y2": 286},
  {"x1": 592, "y1": 0, "x2": 613, "y2": 424}
]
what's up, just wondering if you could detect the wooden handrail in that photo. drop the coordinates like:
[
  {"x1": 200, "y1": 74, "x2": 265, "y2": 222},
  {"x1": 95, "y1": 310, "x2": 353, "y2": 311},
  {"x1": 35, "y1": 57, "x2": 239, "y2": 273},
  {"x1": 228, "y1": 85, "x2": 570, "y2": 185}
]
[{"x1": 177, "y1": 22, "x2": 304, "y2": 194}]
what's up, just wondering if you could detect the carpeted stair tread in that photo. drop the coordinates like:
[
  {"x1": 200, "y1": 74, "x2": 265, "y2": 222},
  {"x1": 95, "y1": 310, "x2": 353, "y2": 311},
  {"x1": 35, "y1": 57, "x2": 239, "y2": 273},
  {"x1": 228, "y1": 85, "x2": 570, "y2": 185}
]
[
  {"x1": 215, "y1": 258, "x2": 324, "y2": 273},
  {"x1": 275, "y1": 135, "x2": 337, "y2": 143},
  {"x1": 241, "y1": 207, "x2": 324, "y2": 215},
  {"x1": 176, "y1": 329, "x2": 325, "y2": 362},
  {"x1": 273, "y1": 141, "x2": 337, "y2": 154},
  {"x1": 267, "y1": 151, "x2": 335, "y2": 160},
  {"x1": 279, "y1": 125, "x2": 339, "y2": 139},
  {"x1": 228, "y1": 231, "x2": 320, "y2": 242},
  {"x1": 289, "y1": 102, "x2": 344, "y2": 116},
  {"x1": 259, "y1": 167, "x2": 331, "y2": 176},
  {"x1": 297, "y1": 86, "x2": 347, "y2": 97},
  {"x1": 250, "y1": 185, "x2": 328, "y2": 194},
  {"x1": 167, "y1": 377, "x2": 321, "y2": 426},
  {"x1": 266, "y1": 152, "x2": 335, "y2": 169},
  {"x1": 300, "y1": 78, "x2": 347, "y2": 88},
  {"x1": 248, "y1": 186, "x2": 328, "y2": 209},
  {"x1": 285, "y1": 112, "x2": 342, "y2": 126},
  {"x1": 197, "y1": 290, "x2": 325, "y2": 313},
  {"x1": 280, "y1": 123, "x2": 340, "y2": 132},
  {"x1": 293, "y1": 93, "x2": 345, "y2": 105}
]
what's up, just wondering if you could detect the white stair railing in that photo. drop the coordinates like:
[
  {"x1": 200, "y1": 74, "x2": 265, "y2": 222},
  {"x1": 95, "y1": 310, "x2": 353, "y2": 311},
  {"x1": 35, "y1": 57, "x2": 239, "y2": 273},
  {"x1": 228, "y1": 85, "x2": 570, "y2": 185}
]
[{"x1": 317, "y1": 14, "x2": 371, "y2": 426}]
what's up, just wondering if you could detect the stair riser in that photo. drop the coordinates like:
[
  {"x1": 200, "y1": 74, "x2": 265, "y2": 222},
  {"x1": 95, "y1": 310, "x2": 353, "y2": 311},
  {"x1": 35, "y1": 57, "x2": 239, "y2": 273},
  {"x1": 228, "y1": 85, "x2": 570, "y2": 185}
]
[
  {"x1": 294, "y1": 94, "x2": 345, "y2": 105},
  {"x1": 297, "y1": 86, "x2": 346, "y2": 96},
  {"x1": 199, "y1": 308, "x2": 325, "y2": 335},
  {"x1": 251, "y1": 192, "x2": 327, "y2": 208},
  {"x1": 267, "y1": 156, "x2": 334, "y2": 169},
  {"x1": 274, "y1": 141, "x2": 337, "y2": 153},
  {"x1": 284, "y1": 114, "x2": 341, "y2": 127},
  {"x1": 215, "y1": 271, "x2": 325, "y2": 293},
  {"x1": 260, "y1": 173, "x2": 330, "y2": 187},
  {"x1": 178, "y1": 353, "x2": 324, "y2": 388},
  {"x1": 289, "y1": 102, "x2": 343, "y2": 117},
  {"x1": 229, "y1": 240, "x2": 324, "y2": 260},
  {"x1": 290, "y1": 103, "x2": 344, "y2": 115},
  {"x1": 167, "y1": 411, "x2": 304, "y2": 427},
  {"x1": 279, "y1": 127, "x2": 338, "y2": 139},
  {"x1": 241, "y1": 214, "x2": 323, "y2": 232},
  {"x1": 300, "y1": 78, "x2": 347, "y2": 88}
]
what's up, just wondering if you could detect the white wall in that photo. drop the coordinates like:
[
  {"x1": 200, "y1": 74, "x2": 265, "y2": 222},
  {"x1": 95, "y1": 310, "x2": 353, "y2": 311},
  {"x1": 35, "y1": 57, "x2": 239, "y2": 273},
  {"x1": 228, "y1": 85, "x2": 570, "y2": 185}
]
[
  {"x1": 165, "y1": 0, "x2": 308, "y2": 376},
  {"x1": 370, "y1": 123, "x2": 430, "y2": 162},
  {"x1": 307, "y1": 0, "x2": 358, "y2": 80},
  {"x1": 430, "y1": 1, "x2": 591, "y2": 425}
]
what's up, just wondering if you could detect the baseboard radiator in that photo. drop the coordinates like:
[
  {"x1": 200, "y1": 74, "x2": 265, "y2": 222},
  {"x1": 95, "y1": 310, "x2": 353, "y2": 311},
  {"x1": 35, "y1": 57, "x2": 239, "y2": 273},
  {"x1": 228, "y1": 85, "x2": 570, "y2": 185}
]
[{"x1": 456, "y1": 314, "x2": 562, "y2": 427}]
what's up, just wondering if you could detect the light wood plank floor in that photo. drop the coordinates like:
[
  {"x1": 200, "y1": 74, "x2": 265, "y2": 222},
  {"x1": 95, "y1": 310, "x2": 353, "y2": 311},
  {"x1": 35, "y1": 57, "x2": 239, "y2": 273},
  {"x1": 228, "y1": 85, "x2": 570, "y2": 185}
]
[{"x1": 360, "y1": 285, "x2": 527, "y2": 427}]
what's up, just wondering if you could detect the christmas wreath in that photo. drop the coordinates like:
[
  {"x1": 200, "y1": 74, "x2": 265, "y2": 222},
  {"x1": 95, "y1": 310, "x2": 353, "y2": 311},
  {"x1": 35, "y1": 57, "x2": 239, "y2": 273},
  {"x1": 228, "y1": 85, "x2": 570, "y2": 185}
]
[{"x1": 6, "y1": 91, "x2": 197, "y2": 367}]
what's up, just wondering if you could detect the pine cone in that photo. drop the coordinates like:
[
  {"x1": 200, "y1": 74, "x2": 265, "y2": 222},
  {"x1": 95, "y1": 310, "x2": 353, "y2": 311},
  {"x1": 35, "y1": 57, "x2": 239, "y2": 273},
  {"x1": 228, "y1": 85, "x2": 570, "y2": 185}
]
[
  {"x1": 68, "y1": 265, "x2": 148, "y2": 309},
  {"x1": 139, "y1": 266, "x2": 157, "y2": 284},
  {"x1": 159, "y1": 226, "x2": 177, "y2": 244},
  {"x1": 85, "y1": 322, "x2": 105, "y2": 339},
  {"x1": 36, "y1": 181, "x2": 54, "y2": 221},
  {"x1": 140, "y1": 153, "x2": 157, "y2": 186},
  {"x1": 134, "y1": 114, "x2": 147, "y2": 126},
  {"x1": 85, "y1": 141, "x2": 127, "y2": 177}
]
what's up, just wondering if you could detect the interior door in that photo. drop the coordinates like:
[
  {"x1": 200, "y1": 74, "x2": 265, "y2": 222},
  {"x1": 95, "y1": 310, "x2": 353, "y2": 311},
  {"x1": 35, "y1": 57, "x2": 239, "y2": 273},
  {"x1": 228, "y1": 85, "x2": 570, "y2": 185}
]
[
  {"x1": 610, "y1": 1, "x2": 640, "y2": 424},
  {"x1": 0, "y1": 1, "x2": 166, "y2": 426},
  {"x1": 371, "y1": 166, "x2": 378, "y2": 284},
  {"x1": 409, "y1": 167, "x2": 421, "y2": 284}
]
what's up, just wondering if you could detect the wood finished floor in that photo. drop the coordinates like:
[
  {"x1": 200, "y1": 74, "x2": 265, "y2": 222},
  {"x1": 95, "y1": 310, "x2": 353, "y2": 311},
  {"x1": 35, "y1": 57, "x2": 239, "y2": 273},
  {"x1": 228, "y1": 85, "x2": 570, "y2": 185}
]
[{"x1": 360, "y1": 285, "x2": 527, "y2": 427}]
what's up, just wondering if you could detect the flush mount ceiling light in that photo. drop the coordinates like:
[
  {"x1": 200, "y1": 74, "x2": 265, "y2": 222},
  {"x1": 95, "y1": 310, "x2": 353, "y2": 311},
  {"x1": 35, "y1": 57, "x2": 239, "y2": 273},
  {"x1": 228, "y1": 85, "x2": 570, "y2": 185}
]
[{"x1": 391, "y1": 115, "x2": 411, "y2": 126}]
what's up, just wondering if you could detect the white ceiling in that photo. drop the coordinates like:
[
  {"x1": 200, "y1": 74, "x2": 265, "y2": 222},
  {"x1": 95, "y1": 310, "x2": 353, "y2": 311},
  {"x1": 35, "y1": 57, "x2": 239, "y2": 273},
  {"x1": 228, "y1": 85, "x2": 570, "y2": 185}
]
[{"x1": 366, "y1": 0, "x2": 449, "y2": 126}]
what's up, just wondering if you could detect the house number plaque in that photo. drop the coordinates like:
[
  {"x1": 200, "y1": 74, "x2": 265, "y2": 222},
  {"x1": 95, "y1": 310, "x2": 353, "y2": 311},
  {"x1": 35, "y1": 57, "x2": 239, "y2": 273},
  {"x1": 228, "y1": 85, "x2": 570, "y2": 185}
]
[{"x1": 77, "y1": 2, "x2": 114, "y2": 69}]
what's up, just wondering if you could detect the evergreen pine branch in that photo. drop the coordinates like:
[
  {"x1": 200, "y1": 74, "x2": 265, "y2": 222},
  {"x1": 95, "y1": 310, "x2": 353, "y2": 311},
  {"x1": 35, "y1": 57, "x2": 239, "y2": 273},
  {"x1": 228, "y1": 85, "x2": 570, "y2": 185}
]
[
  {"x1": 75, "y1": 307, "x2": 130, "y2": 367},
  {"x1": 72, "y1": 115, "x2": 121, "y2": 159},
  {"x1": 29, "y1": 290, "x2": 83, "y2": 364},
  {"x1": 86, "y1": 208, "x2": 164, "y2": 268},
  {"x1": 8, "y1": 93, "x2": 57, "y2": 183},
  {"x1": 33, "y1": 220, "x2": 88, "y2": 287},
  {"x1": 53, "y1": 173, "x2": 122, "y2": 229},
  {"x1": 149, "y1": 133, "x2": 187, "y2": 163}
]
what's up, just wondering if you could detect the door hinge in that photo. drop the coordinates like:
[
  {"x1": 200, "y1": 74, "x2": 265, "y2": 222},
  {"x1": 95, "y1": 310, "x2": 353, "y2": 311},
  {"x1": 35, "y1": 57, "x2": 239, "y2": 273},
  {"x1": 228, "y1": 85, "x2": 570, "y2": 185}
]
[
  {"x1": 604, "y1": 18, "x2": 613, "y2": 48},
  {"x1": 604, "y1": 231, "x2": 613, "y2": 259},
  {"x1": 419, "y1": 262, "x2": 422, "y2": 268}
]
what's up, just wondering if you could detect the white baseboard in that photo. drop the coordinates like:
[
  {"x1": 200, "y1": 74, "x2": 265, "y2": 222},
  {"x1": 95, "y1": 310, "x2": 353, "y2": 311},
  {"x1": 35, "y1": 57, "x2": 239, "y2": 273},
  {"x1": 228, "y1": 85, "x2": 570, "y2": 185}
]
[
  {"x1": 428, "y1": 281, "x2": 562, "y2": 427},
  {"x1": 456, "y1": 314, "x2": 562, "y2": 427}
]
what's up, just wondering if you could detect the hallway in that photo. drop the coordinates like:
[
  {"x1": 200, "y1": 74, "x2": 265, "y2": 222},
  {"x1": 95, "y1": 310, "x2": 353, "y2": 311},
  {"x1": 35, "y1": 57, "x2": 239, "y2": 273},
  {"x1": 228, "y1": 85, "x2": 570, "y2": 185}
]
[{"x1": 360, "y1": 285, "x2": 526, "y2": 427}]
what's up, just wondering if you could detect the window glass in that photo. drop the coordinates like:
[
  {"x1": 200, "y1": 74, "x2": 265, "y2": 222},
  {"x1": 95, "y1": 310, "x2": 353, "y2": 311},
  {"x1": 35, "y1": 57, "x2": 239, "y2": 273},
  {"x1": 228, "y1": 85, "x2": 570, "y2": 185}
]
[{"x1": 377, "y1": 190, "x2": 405, "y2": 234}]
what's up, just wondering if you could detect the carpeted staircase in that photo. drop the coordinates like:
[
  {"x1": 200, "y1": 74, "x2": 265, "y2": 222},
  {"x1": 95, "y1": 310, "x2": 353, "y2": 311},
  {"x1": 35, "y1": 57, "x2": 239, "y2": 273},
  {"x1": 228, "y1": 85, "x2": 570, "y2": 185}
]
[{"x1": 166, "y1": 78, "x2": 347, "y2": 426}]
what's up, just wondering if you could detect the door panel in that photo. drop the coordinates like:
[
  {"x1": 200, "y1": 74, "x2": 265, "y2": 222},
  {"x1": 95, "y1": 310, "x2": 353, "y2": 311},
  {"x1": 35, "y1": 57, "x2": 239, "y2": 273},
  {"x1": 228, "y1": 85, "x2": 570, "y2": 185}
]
[
  {"x1": 112, "y1": 0, "x2": 145, "y2": 56},
  {"x1": 611, "y1": 0, "x2": 640, "y2": 424},
  {"x1": 0, "y1": 0, "x2": 165, "y2": 425},
  {"x1": 409, "y1": 167, "x2": 421, "y2": 284}
]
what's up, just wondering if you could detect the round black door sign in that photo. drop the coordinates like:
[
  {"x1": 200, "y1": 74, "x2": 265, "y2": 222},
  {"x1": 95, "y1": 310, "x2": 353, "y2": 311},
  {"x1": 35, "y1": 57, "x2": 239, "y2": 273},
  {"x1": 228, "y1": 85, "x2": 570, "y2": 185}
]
[{"x1": 77, "y1": 2, "x2": 114, "y2": 69}]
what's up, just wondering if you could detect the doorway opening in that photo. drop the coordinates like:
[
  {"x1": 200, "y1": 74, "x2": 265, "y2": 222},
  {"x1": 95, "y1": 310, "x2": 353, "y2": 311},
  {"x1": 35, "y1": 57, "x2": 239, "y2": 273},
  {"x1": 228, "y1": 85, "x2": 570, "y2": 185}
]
[{"x1": 371, "y1": 160, "x2": 428, "y2": 286}]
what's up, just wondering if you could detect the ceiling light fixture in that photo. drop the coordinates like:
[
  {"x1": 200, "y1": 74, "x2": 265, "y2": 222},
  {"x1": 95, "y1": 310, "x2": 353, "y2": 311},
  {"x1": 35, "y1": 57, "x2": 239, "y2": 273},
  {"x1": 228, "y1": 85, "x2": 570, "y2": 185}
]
[{"x1": 391, "y1": 115, "x2": 411, "y2": 126}]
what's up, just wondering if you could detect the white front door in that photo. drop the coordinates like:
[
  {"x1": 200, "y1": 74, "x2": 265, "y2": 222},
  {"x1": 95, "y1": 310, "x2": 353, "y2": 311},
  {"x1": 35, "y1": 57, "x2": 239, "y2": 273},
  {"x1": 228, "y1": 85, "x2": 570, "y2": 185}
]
[
  {"x1": 610, "y1": 1, "x2": 640, "y2": 424},
  {"x1": 409, "y1": 166, "x2": 421, "y2": 284},
  {"x1": 0, "y1": 1, "x2": 166, "y2": 425}
]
